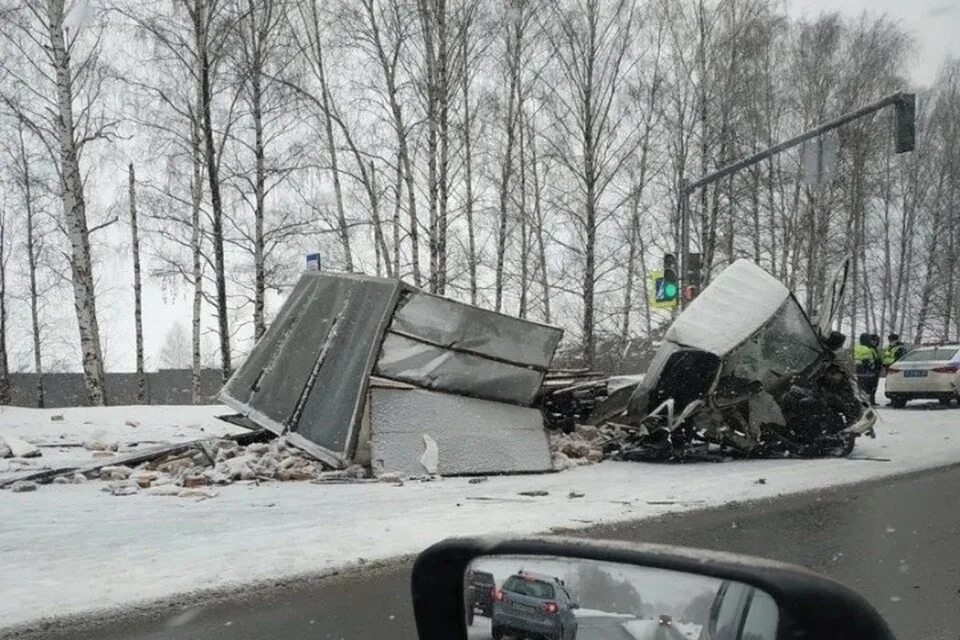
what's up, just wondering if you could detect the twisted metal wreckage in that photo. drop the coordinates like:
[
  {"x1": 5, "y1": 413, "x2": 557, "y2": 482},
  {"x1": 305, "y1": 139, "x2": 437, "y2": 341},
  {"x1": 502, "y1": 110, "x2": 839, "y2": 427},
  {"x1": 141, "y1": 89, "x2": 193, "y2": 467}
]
[
  {"x1": 545, "y1": 258, "x2": 877, "y2": 462},
  {"x1": 220, "y1": 257, "x2": 875, "y2": 474},
  {"x1": 0, "y1": 259, "x2": 875, "y2": 491}
]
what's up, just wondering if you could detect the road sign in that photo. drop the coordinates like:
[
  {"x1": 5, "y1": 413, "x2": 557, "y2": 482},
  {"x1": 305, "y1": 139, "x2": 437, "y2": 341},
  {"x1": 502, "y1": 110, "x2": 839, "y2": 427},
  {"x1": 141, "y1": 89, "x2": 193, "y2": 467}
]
[
  {"x1": 306, "y1": 253, "x2": 321, "y2": 271},
  {"x1": 649, "y1": 270, "x2": 679, "y2": 310}
]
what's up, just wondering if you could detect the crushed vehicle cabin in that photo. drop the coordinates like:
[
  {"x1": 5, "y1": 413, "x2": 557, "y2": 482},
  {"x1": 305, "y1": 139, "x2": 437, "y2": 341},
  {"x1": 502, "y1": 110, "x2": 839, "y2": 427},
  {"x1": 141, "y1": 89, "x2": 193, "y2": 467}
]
[{"x1": 592, "y1": 258, "x2": 877, "y2": 462}]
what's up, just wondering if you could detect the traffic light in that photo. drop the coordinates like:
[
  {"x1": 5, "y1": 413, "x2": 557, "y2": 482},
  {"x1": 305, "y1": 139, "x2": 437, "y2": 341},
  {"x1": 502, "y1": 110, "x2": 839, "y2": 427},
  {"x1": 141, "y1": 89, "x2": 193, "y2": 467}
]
[
  {"x1": 894, "y1": 93, "x2": 916, "y2": 154},
  {"x1": 657, "y1": 253, "x2": 679, "y2": 304},
  {"x1": 683, "y1": 252, "x2": 702, "y2": 303}
]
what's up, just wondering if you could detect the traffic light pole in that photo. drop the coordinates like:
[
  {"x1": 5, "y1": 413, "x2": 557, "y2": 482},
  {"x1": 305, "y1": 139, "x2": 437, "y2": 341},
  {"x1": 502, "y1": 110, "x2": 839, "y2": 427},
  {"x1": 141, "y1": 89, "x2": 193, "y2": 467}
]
[{"x1": 679, "y1": 91, "x2": 915, "y2": 308}]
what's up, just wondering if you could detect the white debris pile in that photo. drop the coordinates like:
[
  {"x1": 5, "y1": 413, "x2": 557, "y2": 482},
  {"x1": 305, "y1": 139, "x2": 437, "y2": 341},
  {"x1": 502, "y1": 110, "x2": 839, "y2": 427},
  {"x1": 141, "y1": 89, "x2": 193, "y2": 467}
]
[
  {"x1": 549, "y1": 424, "x2": 605, "y2": 470},
  {"x1": 111, "y1": 437, "x2": 359, "y2": 495},
  {"x1": 83, "y1": 429, "x2": 119, "y2": 452},
  {"x1": 0, "y1": 435, "x2": 41, "y2": 459}
]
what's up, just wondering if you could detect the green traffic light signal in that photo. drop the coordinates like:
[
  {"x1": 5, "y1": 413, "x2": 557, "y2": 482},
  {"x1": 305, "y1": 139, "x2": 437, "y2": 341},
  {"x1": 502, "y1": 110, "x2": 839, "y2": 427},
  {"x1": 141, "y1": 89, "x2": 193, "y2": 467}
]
[{"x1": 663, "y1": 282, "x2": 678, "y2": 300}]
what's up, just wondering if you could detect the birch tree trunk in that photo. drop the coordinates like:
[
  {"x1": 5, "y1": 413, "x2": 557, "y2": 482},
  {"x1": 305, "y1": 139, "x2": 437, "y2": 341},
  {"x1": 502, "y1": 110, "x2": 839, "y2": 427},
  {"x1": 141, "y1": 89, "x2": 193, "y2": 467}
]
[
  {"x1": 417, "y1": 0, "x2": 440, "y2": 292},
  {"x1": 17, "y1": 119, "x2": 44, "y2": 407},
  {"x1": 0, "y1": 204, "x2": 8, "y2": 405},
  {"x1": 128, "y1": 164, "x2": 146, "y2": 403},
  {"x1": 529, "y1": 117, "x2": 551, "y2": 323},
  {"x1": 359, "y1": 0, "x2": 420, "y2": 284},
  {"x1": 461, "y1": 34, "x2": 478, "y2": 305},
  {"x1": 393, "y1": 149, "x2": 402, "y2": 278},
  {"x1": 47, "y1": 0, "x2": 106, "y2": 404},
  {"x1": 619, "y1": 192, "x2": 641, "y2": 369},
  {"x1": 435, "y1": 0, "x2": 450, "y2": 295},
  {"x1": 319, "y1": 79, "x2": 352, "y2": 272},
  {"x1": 495, "y1": 12, "x2": 523, "y2": 312},
  {"x1": 191, "y1": 75, "x2": 205, "y2": 403},
  {"x1": 517, "y1": 109, "x2": 529, "y2": 319},
  {"x1": 252, "y1": 65, "x2": 267, "y2": 339},
  {"x1": 195, "y1": 0, "x2": 232, "y2": 382}
]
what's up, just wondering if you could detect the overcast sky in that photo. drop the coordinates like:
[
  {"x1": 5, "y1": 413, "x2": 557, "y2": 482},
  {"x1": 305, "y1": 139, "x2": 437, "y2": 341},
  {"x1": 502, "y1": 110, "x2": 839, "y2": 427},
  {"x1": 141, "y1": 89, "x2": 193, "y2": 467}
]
[{"x1": 789, "y1": 0, "x2": 958, "y2": 86}]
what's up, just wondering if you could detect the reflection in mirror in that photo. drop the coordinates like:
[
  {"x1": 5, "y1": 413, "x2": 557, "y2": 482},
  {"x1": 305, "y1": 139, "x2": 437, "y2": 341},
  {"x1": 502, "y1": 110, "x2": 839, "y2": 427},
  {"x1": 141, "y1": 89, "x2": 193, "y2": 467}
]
[{"x1": 464, "y1": 555, "x2": 778, "y2": 640}]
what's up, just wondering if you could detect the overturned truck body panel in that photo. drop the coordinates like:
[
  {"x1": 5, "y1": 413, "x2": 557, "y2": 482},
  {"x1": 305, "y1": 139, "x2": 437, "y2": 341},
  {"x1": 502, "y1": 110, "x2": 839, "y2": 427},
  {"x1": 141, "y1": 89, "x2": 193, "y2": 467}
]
[
  {"x1": 221, "y1": 273, "x2": 399, "y2": 466},
  {"x1": 220, "y1": 272, "x2": 562, "y2": 473},
  {"x1": 614, "y1": 259, "x2": 876, "y2": 461}
]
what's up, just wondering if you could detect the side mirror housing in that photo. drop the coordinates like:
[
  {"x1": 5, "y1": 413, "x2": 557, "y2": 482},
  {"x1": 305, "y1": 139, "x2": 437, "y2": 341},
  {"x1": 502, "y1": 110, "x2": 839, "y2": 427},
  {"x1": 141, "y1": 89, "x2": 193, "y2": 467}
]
[{"x1": 412, "y1": 536, "x2": 895, "y2": 640}]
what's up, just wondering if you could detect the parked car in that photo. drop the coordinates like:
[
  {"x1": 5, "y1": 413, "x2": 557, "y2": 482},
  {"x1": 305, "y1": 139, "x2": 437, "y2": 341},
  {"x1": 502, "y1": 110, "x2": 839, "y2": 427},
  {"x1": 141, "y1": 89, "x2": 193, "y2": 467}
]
[
  {"x1": 492, "y1": 570, "x2": 579, "y2": 640},
  {"x1": 885, "y1": 344, "x2": 960, "y2": 407},
  {"x1": 466, "y1": 570, "x2": 496, "y2": 625},
  {"x1": 698, "y1": 580, "x2": 778, "y2": 640}
]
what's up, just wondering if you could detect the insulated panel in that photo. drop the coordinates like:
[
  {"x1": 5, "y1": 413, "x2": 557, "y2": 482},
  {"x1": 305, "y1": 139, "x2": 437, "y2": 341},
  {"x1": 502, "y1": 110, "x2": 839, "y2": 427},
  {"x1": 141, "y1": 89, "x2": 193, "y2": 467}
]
[{"x1": 368, "y1": 388, "x2": 552, "y2": 476}]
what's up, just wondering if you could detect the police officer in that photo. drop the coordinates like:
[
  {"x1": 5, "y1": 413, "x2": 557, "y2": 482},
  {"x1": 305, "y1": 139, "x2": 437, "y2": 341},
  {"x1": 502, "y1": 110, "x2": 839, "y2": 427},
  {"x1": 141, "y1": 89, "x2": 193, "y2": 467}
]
[
  {"x1": 883, "y1": 333, "x2": 907, "y2": 369},
  {"x1": 853, "y1": 333, "x2": 883, "y2": 405}
]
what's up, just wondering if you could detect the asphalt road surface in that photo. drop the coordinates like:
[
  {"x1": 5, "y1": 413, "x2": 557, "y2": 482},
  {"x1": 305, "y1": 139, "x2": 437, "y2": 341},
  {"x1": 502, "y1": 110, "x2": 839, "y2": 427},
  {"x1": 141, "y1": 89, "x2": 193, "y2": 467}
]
[
  {"x1": 20, "y1": 464, "x2": 960, "y2": 640},
  {"x1": 466, "y1": 615, "x2": 681, "y2": 640}
]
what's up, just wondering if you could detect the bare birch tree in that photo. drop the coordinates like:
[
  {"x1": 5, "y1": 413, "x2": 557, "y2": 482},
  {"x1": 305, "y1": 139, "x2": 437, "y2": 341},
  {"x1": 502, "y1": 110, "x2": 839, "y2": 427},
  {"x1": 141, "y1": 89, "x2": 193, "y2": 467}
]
[
  {"x1": 543, "y1": 0, "x2": 641, "y2": 367},
  {"x1": 128, "y1": 163, "x2": 146, "y2": 402},
  {"x1": 0, "y1": 0, "x2": 112, "y2": 403},
  {"x1": 0, "y1": 193, "x2": 9, "y2": 404}
]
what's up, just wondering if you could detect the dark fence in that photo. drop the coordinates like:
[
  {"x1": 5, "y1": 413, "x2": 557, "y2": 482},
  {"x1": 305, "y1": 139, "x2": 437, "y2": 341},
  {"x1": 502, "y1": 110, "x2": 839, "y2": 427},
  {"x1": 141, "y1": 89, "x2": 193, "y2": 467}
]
[{"x1": 6, "y1": 369, "x2": 225, "y2": 408}]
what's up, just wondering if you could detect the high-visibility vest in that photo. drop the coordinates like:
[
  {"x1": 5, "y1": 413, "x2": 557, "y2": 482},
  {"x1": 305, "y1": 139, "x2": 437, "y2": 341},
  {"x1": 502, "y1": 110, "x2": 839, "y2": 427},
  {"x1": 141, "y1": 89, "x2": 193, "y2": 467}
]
[
  {"x1": 883, "y1": 344, "x2": 905, "y2": 366},
  {"x1": 853, "y1": 344, "x2": 875, "y2": 364},
  {"x1": 854, "y1": 344, "x2": 880, "y2": 374}
]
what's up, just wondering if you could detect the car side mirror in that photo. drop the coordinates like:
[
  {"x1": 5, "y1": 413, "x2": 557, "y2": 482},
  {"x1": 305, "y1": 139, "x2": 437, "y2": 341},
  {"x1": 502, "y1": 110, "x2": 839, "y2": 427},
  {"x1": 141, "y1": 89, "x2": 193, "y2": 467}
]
[{"x1": 412, "y1": 537, "x2": 895, "y2": 640}]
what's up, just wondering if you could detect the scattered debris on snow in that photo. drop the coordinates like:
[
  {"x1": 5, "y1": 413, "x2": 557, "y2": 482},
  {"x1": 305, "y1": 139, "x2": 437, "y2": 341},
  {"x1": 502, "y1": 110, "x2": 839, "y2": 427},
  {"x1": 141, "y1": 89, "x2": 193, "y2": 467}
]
[
  {"x1": 0, "y1": 435, "x2": 41, "y2": 458},
  {"x1": 100, "y1": 466, "x2": 132, "y2": 481},
  {"x1": 103, "y1": 481, "x2": 139, "y2": 496},
  {"x1": 548, "y1": 426, "x2": 605, "y2": 470},
  {"x1": 4, "y1": 436, "x2": 41, "y2": 458},
  {"x1": 83, "y1": 430, "x2": 119, "y2": 452}
]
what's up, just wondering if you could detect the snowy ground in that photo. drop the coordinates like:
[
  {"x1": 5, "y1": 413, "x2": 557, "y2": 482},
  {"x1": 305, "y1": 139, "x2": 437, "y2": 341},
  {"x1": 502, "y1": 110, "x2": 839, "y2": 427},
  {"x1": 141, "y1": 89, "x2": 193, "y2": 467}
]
[
  {"x1": 2, "y1": 396, "x2": 959, "y2": 632},
  {"x1": 0, "y1": 405, "x2": 244, "y2": 482}
]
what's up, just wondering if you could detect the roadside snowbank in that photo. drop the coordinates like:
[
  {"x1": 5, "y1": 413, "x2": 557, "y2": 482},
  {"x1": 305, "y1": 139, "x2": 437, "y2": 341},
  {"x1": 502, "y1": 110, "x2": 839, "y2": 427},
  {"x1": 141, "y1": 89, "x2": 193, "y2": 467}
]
[{"x1": 1, "y1": 401, "x2": 958, "y2": 631}]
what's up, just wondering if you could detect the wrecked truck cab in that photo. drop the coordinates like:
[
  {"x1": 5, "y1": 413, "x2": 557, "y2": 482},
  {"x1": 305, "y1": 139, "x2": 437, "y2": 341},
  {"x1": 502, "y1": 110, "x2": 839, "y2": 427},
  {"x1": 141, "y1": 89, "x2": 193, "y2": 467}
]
[{"x1": 621, "y1": 259, "x2": 876, "y2": 459}]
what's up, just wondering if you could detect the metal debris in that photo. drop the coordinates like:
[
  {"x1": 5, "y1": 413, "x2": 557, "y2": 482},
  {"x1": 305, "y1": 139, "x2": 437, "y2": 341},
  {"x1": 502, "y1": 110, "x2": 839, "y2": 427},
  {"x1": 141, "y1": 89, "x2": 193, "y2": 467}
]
[{"x1": 543, "y1": 259, "x2": 876, "y2": 464}]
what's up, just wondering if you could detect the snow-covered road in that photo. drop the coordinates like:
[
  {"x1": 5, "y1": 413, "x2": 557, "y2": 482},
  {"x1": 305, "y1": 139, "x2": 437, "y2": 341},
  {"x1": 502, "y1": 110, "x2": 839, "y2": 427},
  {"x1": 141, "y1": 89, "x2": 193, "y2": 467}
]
[{"x1": 1, "y1": 401, "x2": 958, "y2": 632}]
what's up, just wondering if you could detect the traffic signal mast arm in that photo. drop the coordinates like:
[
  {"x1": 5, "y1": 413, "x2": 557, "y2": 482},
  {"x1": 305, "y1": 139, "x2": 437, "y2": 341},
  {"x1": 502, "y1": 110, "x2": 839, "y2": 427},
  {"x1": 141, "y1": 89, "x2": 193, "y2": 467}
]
[{"x1": 678, "y1": 91, "x2": 915, "y2": 307}]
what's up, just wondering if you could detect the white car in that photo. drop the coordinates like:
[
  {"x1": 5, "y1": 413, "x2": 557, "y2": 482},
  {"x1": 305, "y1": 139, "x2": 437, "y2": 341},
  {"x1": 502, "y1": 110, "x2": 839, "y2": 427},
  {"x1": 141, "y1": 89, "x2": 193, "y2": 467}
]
[{"x1": 885, "y1": 344, "x2": 960, "y2": 407}]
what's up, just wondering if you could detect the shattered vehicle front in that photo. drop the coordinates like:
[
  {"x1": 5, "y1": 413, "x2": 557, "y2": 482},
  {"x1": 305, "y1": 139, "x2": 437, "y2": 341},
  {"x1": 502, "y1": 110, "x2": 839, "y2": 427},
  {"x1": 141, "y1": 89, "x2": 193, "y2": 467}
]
[{"x1": 610, "y1": 259, "x2": 876, "y2": 462}]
